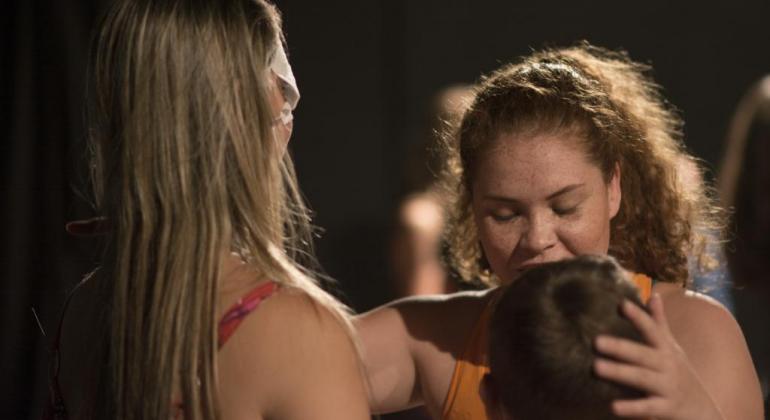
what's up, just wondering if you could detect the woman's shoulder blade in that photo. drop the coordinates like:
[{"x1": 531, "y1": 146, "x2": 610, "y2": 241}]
[{"x1": 218, "y1": 286, "x2": 369, "y2": 419}]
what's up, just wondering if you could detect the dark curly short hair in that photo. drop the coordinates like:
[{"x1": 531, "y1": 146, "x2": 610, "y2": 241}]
[{"x1": 487, "y1": 255, "x2": 646, "y2": 420}]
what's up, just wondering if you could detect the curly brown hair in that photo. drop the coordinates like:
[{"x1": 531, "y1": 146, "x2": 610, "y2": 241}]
[{"x1": 440, "y1": 43, "x2": 723, "y2": 287}]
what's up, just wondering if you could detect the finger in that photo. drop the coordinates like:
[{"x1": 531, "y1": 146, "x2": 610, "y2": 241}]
[
  {"x1": 648, "y1": 293, "x2": 673, "y2": 335},
  {"x1": 593, "y1": 358, "x2": 662, "y2": 394},
  {"x1": 621, "y1": 299, "x2": 663, "y2": 347},
  {"x1": 594, "y1": 335, "x2": 659, "y2": 370},
  {"x1": 612, "y1": 396, "x2": 668, "y2": 418}
]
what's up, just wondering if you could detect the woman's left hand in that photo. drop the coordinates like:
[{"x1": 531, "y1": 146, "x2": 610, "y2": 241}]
[{"x1": 593, "y1": 293, "x2": 725, "y2": 420}]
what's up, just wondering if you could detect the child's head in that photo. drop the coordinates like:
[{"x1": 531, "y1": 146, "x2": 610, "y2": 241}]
[{"x1": 483, "y1": 255, "x2": 647, "y2": 420}]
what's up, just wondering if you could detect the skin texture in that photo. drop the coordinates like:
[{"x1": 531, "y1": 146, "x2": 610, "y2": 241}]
[
  {"x1": 356, "y1": 131, "x2": 763, "y2": 419},
  {"x1": 471, "y1": 132, "x2": 620, "y2": 285},
  {"x1": 216, "y1": 256, "x2": 370, "y2": 420}
]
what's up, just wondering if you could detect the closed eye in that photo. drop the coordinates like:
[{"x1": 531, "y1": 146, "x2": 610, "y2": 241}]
[
  {"x1": 553, "y1": 206, "x2": 578, "y2": 217},
  {"x1": 490, "y1": 211, "x2": 519, "y2": 222}
]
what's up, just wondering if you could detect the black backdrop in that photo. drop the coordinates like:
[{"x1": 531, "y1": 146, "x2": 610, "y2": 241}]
[{"x1": 3, "y1": 1, "x2": 769, "y2": 418}]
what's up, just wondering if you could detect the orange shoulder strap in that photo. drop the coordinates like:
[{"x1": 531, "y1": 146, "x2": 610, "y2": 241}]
[
  {"x1": 631, "y1": 272, "x2": 653, "y2": 303},
  {"x1": 442, "y1": 299, "x2": 494, "y2": 420}
]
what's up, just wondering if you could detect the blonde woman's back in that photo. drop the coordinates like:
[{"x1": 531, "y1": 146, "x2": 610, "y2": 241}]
[
  {"x1": 57, "y1": 254, "x2": 370, "y2": 420},
  {"x1": 213, "y1": 255, "x2": 369, "y2": 419}
]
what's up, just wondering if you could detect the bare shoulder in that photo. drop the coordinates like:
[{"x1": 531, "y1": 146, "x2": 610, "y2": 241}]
[
  {"x1": 220, "y1": 284, "x2": 359, "y2": 359},
  {"x1": 218, "y1": 286, "x2": 369, "y2": 419},
  {"x1": 228, "y1": 286, "x2": 359, "y2": 367},
  {"x1": 240, "y1": 284, "x2": 348, "y2": 330},
  {"x1": 653, "y1": 282, "x2": 739, "y2": 342},
  {"x1": 653, "y1": 282, "x2": 764, "y2": 419},
  {"x1": 654, "y1": 282, "x2": 748, "y2": 359}
]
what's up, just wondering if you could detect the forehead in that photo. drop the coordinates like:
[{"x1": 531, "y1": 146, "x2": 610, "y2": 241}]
[{"x1": 472, "y1": 132, "x2": 602, "y2": 198}]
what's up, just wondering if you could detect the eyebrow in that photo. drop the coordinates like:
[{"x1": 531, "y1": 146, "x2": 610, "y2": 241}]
[{"x1": 483, "y1": 183, "x2": 586, "y2": 203}]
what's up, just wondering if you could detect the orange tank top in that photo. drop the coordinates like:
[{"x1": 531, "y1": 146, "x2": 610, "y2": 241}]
[{"x1": 440, "y1": 273, "x2": 653, "y2": 420}]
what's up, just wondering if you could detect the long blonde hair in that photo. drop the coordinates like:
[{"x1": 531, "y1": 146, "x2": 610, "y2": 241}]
[{"x1": 88, "y1": 1, "x2": 350, "y2": 418}]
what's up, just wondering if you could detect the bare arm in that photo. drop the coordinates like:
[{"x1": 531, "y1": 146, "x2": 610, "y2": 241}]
[
  {"x1": 354, "y1": 291, "x2": 489, "y2": 415},
  {"x1": 354, "y1": 301, "x2": 422, "y2": 413}
]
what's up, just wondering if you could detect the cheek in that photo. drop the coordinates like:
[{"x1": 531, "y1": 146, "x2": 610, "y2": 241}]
[
  {"x1": 558, "y1": 205, "x2": 612, "y2": 255},
  {"x1": 476, "y1": 216, "x2": 521, "y2": 270}
]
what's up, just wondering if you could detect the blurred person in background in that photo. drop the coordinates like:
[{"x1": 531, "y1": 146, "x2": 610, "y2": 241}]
[
  {"x1": 385, "y1": 85, "x2": 479, "y2": 420},
  {"x1": 719, "y1": 74, "x2": 770, "y2": 415},
  {"x1": 389, "y1": 85, "x2": 474, "y2": 298},
  {"x1": 675, "y1": 155, "x2": 734, "y2": 312}
]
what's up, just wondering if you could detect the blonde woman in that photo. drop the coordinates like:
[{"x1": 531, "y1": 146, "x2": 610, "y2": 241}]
[
  {"x1": 48, "y1": 0, "x2": 369, "y2": 419},
  {"x1": 357, "y1": 44, "x2": 763, "y2": 420}
]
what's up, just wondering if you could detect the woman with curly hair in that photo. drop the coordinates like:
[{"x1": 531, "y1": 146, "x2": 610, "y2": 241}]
[
  {"x1": 356, "y1": 43, "x2": 763, "y2": 419},
  {"x1": 49, "y1": 1, "x2": 370, "y2": 419}
]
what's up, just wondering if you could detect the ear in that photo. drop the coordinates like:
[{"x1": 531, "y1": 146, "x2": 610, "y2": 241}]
[{"x1": 608, "y1": 162, "x2": 622, "y2": 220}]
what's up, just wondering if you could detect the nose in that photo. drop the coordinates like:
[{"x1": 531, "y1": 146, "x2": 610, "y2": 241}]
[{"x1": 519, "y1": 213, "x2": 557, "y2": 256}]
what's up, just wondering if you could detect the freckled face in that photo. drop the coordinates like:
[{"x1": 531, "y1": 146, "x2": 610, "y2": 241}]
[{"x1": 471, "y1": 131, "x2": 621, "y2": 285}]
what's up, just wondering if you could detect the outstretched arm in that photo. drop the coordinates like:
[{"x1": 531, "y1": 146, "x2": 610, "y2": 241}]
[
  {"x1": 354, "y1": 302, "x2": 423, "y2": 413},
  {"x1": 354, "y1": 291, "x2": 488, "y2": 416}
]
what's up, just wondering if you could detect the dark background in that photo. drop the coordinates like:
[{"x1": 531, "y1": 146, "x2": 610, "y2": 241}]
[{"x1": 2, "y1": 0, "x2": 769, "y2": 418}]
